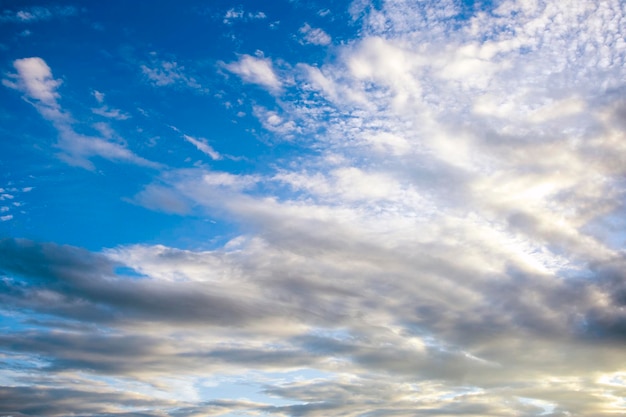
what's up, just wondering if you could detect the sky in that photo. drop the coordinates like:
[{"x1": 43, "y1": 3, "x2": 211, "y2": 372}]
[{"x1": 0, "y1": 0, "x2": 625, "y2": 416}]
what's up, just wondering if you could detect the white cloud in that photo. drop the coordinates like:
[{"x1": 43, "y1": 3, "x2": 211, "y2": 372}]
[
  {"x1": 93, "y1": 90, "x2": 105, "y2": 103},
  {"x1": 252, "y1": 106, "x2": 298, "y2": 138},
  {"x1": 223, "y1": 7, "x2": 267, "y2": 24},
  {"x1": 141, "y1": 60, "x2": 202, "y2": 90},
  {"x1": 0, "y1": 6, "x2": 78, "y2": 23},
  {"x1": 223, "y1": 7, "x2": 244, "y2": 23},
  {"x1": 122, "y1": 1, "x2": 626, "y2": 414},
  {"x1": 183, "y1": 135, "x2": 221, "y2": 160},
  {"x1": 3, "y1": 57, "x2": 158, "y2": 170},
  {"x1": 224, "y1": 55, "x2": 282, "y2": 93},
  {"x1": 90, "y1": 91, "x2": 130, "y2": 120},
  {"x1": 299, "y1": 23, "x2": 332, "y2": 46},
  {"x1": 3, "y1": 57, "x2": 61, "y2": 108},
  {"x1": 92, "y1": 106, "x2": 130, "y2": 120},
  {"x1": 3, "y1": 1, "x2": 626, "y2": 416},
  {"x1": 249, "y1": 11, "x2": 266, "y2": 20},
  {"x1": 317, "y1": 9, "x2": 331, "y2": 17}
]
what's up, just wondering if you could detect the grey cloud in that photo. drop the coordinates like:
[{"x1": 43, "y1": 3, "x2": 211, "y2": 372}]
[
  {"x1": 0, "y1": 330, "x2": 167, "y2": 374},
  {"x1": 1, "y1": 230, "x2": 625, "y2": 415},
  {"x1": 0, "y1": 385, "x2": 172, "y2": 417},
  {"x1": 0, "y1": 238, "x2": 275, "y2": 328}
]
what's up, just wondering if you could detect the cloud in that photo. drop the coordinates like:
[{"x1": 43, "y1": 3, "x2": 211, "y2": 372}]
[
  {"x1": 183, "y1": 135, "x2": 221, "y2": 160},
  {"x1": 224, "y1": 54, "x2": 282, "y2": 93},
  {"x1": 91, "y1": 91, "x2": 130, "y2": 120},
  {"x1": 3, "y1": 57, "x2": 158, "y2": 170},
  {"x1": 0, "y1": 384, "x2": 175, "y2": 416},
  {"x1": 252, "y1": 106, "x2": 298, "y2": 138},
  {"x1": 4, "y1": 57, "x2": 61, "y2": 106},
  {"x1": 0, "y1": 6, "x2": 78, "y2": 23},
  {"x1": 223, "y1": 7, "x2": 267, "y2": 24},
  {"x1": 141, "y1": 60, "x2": 203, "y2": 91},
  {"x1": 91, "y1": 106, "x2": 130, "y2": 120},
  {"x1": 299, "y1": 24, "x2": 331, "y2": 46},
  {"x1": 3, "y1": 1, "x2": 626, "y2": 416},
  {"x1": 119, "y1": 0, "x2": 626, "y2": 414}
]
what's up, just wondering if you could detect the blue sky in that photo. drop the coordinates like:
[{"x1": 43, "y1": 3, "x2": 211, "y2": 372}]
[{"x1": 1, "y1": 0, "x2": 626, "y2": 416}]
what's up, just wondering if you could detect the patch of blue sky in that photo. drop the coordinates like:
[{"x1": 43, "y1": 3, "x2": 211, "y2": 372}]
[
  {"x1": 113, "y1": 265, "x2": 148, "y2": 280},
  {"x1": 438, "y1": 385, "x2": 484, "y2": 400},
  {"x1": 0, "y1": 2, "x2": 352, "y2": 252},
  {"x1": 0, "y1": 308, "x2": 25, "y2": 332},
  {"x1": 516, "y1": 396, "x2": 557, "y2": 415},
  {"x1": 308, "y1": 327, "x2": 355, "y2": 341},
  {"x1": 195, "y1": 368, "x2": 332, "y2": 407}
]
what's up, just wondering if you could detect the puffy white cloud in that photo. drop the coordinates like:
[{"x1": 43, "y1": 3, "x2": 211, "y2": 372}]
[
  {"x1": 225, "y1": 54, "x2": 282, "y2": 93},
  {"x1": 5, "y1": 57, "x2": 61, "y2": 106}
]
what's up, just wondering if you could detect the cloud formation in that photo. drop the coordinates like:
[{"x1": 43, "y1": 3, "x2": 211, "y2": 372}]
[
  {"x1": 2, "y1": 0, "x2": 626, "y2": 416},
  {"x1": 141, "y1": 60, "x2": 203, "y2": 91},
  {"x1": 3, "y1": 57, "x2": 158, "y2": 170},
  {"x1": 223, "y1": 7, "x2": 267, "y2": 24},
  {"x1": 224, "y1": 54, "x2": 282, "y2": 93},
  {"x1": 0, "y1": 6, "x2": 78, "y2": 23},
  {"x1": 299, "y1": 24, "x2": 332, "y2": 46},
  {"x1": 183, "y1": 135, "x2": 222, "y2": 160}
]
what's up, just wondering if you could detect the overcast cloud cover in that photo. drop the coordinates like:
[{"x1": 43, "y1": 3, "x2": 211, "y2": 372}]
[{"x1": 1, "y1": 0, "x2": 626, "y2": 416}]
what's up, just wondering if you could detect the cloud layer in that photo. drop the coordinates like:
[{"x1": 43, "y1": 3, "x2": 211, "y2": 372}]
[{"x1": 1, "y1": 0, "x2": 626, "y2": 416}]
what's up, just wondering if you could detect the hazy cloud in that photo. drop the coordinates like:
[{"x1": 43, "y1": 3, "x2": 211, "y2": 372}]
[
  {"x1": 299, "y1": 24, "x2": 332, "y2": 46},
  {"x1": 0, "y1": 6, "x2": 78, "y2": 23},
  {"x1": 141, "y1": 60, "x2": 203, "y2": 91}
]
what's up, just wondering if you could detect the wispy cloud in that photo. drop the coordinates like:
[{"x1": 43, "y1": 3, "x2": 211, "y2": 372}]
[
  {"x1": 3, "y1": 57, "x2": 158, "y2": 170},
  {"x1": 0, "y1": 6, "x2": 78, "y2": 23},
  {"x1": 252, "y1": 105, "x2": 299, "y2": 138},
  {"x1": 299, "y1": 23, "x2": 331, "y2": 46},
  {"x1": 91, "y1": 90, "x2": 130, "y2": 120},
  {"x1": 223, "y1": 7, "x2": 267, "y2": 24},
  {"x1": 183, "y1": 134, "x2": 221, "y2": 160},
  {"x1": 224, "y1": 54, "x2": 282, "y2": 94},
  {"x1": 141, "y1": 60, "x2": 203, "y2": 91}
]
